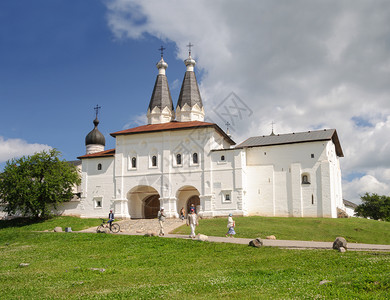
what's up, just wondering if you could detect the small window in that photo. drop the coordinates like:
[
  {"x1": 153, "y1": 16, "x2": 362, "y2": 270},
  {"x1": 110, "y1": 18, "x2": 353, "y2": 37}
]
[
  {"x1": 193, "y1": 153, "x2": 198, "y2": 164},
  {"x1": 312, "y1": 194, "x2": 314, "y2": 205},
  {"x1": 131, "y1": 157, "x2": 137, "y2": 168},
  {"x1": 176, "y1": 154, "x2": 182, "y2": 165},
  {"x1": 94, "y1": 198, "x2": 102, "y2": 208},
  {"x1": 223, "y1": 191, "x2": 232, "y2": 203},
  {"x1": 302, "y1": 174, "x2": 310, "y2": 184},
  {"x1": 221, "y1": 155, "x2": 225, "y2": 161},
  {"x1": 97, "y1": 163, "x2": 102, "y2": 170},
  {"x1": 311, "y1": 154, "x2": 315, "y2": 158},
  {"x1": 152, "y1": 155, "x2": 157, "y2": 167}
]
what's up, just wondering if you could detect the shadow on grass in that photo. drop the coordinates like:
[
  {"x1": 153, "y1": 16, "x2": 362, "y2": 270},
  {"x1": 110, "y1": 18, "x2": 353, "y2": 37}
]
[{"x1": 0, "y1": 217, "x2": 47, "y2": 229}]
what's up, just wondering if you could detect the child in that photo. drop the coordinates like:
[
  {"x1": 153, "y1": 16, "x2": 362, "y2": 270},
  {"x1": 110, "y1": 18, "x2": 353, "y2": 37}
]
[{"x1": 225, "y1": 213, "x2": 236, "y2": 237}]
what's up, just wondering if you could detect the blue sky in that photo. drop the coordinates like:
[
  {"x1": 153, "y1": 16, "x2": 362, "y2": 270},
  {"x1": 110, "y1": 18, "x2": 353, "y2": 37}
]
[
  {"x1": 0, "y1": 0, "x2": 187, "y2": 163},
  {"x1": 1, "y1": 0, "x2": 390, "y2": 204}
]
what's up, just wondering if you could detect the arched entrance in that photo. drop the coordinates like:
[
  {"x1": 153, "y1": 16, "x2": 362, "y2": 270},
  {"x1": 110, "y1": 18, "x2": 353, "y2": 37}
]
[
  {"x1": 127, "y1": 185, "x2": 160, "y2": 219},
  {"x1": 176, "y1": 186, "x2": 200, "y2": 216}
]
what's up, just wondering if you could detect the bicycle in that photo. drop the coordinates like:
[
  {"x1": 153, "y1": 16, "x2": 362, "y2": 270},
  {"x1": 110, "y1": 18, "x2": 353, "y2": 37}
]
[{"x1": 97, "y1": 218, "x2": 120, "y2": 233}]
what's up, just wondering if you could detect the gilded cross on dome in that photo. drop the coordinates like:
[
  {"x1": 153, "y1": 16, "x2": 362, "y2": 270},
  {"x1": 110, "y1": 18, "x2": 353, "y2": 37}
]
[
  {"x1": 186, "y1": 42, "x2": 194, "y2": 56},
  {"x1": 158, "y1": 45, "x2": 166, "y2": 58}
]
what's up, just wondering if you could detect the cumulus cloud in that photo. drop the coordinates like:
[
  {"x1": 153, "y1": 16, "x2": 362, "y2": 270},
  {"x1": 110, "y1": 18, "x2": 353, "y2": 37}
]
[
  {"x1": 0, "y1": 136, "x2": 52, "y2": 163},
  {"x1": 105, "y1": 0, "x2": 390, "y2": 203}
]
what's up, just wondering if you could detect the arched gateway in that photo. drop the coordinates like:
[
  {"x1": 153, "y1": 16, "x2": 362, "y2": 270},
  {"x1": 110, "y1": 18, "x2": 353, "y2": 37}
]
[
  {"x1": 127, "y1": 185, "x2": 160, "y2": 219},
  {"x1": 176, "y1": 186, "x2": 200, "y2": 215}
]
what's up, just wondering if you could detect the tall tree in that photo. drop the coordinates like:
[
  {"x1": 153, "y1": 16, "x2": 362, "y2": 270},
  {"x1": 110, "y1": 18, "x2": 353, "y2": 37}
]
[
  {"x1": 355, "y1": 193, "x2": 390, "y2": 221},
  {"x1": 0, "y1": 149, "x2": 81, "y2": 219}
]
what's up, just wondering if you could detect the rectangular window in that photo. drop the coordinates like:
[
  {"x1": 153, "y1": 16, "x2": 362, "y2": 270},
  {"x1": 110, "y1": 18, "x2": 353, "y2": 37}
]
[
  {"x1": 94, "y1": 197, "x2": 102, "y2": 208},
  {"x1": 222, "y1": 191, "x2": 232, "y2": 203}
]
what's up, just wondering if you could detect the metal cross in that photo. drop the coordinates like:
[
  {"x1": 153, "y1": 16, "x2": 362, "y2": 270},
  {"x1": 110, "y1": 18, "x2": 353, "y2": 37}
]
[
  {"x1": 225, "y1": 121, "x2": 231, "y2": 131},
  {"x1": 187, "y1": 42, "x2": 194, "y2": 55},
  {"x1": 94, "y1": 104, "x2": 101, "y2": 118},
  {"x1": 158, "y1": 45, "x2": 165, "y2": 58}
]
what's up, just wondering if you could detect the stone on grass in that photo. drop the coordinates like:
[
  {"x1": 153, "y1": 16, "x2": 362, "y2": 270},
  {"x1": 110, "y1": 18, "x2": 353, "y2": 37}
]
[
  {"x1": 54, "y1": 227, "x2": 62, "y2": 232},
  {"x1": 319, "y1": 280, "x2": 332, "y2": 285},
  {"x1": 196, "y1": 234, "x2": 208, "y2": 242},
  {"x1": 144, "y1": 231, "x2": 158, "y2": 237},
  {"x1": 333, "y1": 237, "x2": 347, "y2": 250},
  {"x1": 97, "y1": 227, "x2": 110, "y2": 234},
  {"x1": 65, "y1": 227, "x2": 72, "y2": 233},
  {"x1": 19, "y1": 263, "x2": 30, "y2": 267},
  {"x1": 266, "y1": 235, "x2": 276, "y2": 240},
  {"x1": 339, "y1": 247, "x2": 346, "y2": 253},
  {"x1": 90, "y1": 268, "x2": 105, "y2": 272},
  {"x1": 249, "y1": 238, "x2": 263, "y2": 248}
]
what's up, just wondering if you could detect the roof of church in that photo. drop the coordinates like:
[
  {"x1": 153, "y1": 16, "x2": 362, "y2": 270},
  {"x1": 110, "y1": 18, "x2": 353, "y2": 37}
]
[
  {"x1": 85, "y1": 118, "x2": 106, "y2": 146},
  {"x1": 236, "y1": 129, "x2": 344, "y2": 157},
  {"x1": 77, "y1": 148, "x2": 115, "y2": 159},
  {"x1": 343, "y1": 199, "x2": 358, "y2": 208},
  {"x1": 148, "y1": 74, "x2": 174, "y2": 111},
  {"x1": 176, "y1": 71, "x2": 203, "y2": 109},
  {"x1": 110, "y1": 121, "x2": 235, "y2": 145}
]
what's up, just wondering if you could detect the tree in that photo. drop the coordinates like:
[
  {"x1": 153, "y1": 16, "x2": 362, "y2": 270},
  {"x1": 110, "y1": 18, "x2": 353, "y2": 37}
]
[
  {"x1": 0, "y1": 149, "x2": 81, "y2": 219},
  {"x1": 355, "y1": 193, "x2": 390, "y2": 221}
]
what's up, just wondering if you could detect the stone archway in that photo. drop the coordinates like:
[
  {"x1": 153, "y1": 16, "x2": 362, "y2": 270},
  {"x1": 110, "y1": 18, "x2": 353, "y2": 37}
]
[
  {"x1": 176, "y1": 186, "x2": 200, "y2": 216},
  {"x1": 127, "y1": 185, "x2": 160, "y2": 219}
]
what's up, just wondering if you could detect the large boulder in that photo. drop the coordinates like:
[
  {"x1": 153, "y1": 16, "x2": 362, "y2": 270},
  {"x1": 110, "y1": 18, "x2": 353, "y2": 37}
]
[
  {"x1": 333, "y1": 237, "x2": 348, "y2": 250},
  {"x1": 54, "y1": 227, "x2": 62, "y2": 232},
  {"x1": 249, "y1": 238, "x2": 263, "y2": 248}
]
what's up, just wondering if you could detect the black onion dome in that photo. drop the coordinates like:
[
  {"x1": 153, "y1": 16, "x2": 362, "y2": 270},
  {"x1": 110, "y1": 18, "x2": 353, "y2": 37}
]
[{"x1": 85, "y1": 118, "x2": 105, "y2": 146}]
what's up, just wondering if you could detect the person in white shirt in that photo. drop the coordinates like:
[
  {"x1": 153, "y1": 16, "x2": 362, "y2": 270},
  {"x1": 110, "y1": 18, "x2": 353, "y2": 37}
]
[
  {"x1": 225, "y1": 213, "x2": 236, "y2": 238},
  {"x1": 157, "y1": 207, "x2": 166, "y2": 236},
  {"x1": 186, "y1": 209, "x2": 198, "y2": 238}
]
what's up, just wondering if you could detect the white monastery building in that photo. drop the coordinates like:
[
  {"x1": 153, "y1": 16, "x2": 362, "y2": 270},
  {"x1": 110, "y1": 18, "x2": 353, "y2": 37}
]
[{"x1": 61, "y1": 50, "x2": 345, "y2": 219}]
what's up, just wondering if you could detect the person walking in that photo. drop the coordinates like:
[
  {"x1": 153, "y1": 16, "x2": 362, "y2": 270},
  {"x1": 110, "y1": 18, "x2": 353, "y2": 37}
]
[
  {"x1": 186, "y1": 209, "x2": 198, "y2": 238},
  {"x1": 225, "y1": 213, "x2": 236, "y2": 238},
  {"x1": 108, "y1": 210, "x2": 114, "y2": 230},
  {"x1": 180, "y1": 207, "x2": 185, "y2": 221},
  {"x1": 157, "y1": 207, "x2": 166, "y2": 236}
]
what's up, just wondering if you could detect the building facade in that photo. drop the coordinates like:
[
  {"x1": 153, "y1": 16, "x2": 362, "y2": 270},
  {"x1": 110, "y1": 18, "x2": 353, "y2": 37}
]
[{"x1": 60, "y1": 52, "x2": 345, "y2": 219}]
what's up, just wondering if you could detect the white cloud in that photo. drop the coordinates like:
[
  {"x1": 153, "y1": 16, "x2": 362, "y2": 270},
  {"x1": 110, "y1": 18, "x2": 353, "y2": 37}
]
[
  {"x1": 343, "y1": 175, "x2": 390, "y2": 204},
  {"x1": 105, "y1": 0, "x2": 390, "y2": 203},
  {"x1": 0, "y1": 136, "x2": 52, "y2": 163},
  {"x1": 122, "y1": 113, "x2": 147, "y2": 129}
]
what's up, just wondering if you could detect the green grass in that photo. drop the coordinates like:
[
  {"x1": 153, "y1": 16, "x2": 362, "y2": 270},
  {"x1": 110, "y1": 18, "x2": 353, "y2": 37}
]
[
  {"x1": 173, "y1": 216, "x2": 390, "y2": 244},
  {"x1": 0, "y1": 217, "x2": 389, "y2": 299}
]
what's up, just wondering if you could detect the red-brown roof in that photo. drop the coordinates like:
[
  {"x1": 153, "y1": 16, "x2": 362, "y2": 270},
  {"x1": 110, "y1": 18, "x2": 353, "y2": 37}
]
[
  {"x1": 110, "y1": 121, "x2": 236, "y2": 145},
  {"x1": 77, "y1": 149, "x2": 115, "y2": 159}
]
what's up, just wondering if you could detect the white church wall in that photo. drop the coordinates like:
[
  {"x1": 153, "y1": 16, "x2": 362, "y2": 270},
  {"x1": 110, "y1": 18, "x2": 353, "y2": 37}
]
[{"x1": 243, "y1": 140, "x2": 341, "y2": 218}]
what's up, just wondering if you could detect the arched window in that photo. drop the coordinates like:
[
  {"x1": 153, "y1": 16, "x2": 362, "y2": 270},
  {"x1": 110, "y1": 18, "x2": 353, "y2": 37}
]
[
  {"x1": 131, "y1": 157, "x2": 137, "y2": 168},
  {"x1": 152, "y1": 155, "x2": 157, "y2": 167},
  {"x1": 193, "y1": 153, "x2": 198, "y2": 164},
  {"x1": 97, "y1": 163, "x2": 102, "y2": 170},
  {"x1": 176, "y1": 154, "x2": 182, "y2": 165},
  {"x1": 302, "y1": 174, "x2": 310, "y2": 184}
]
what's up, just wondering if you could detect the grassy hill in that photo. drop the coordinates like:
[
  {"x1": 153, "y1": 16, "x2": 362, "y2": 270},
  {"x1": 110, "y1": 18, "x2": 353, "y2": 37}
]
[
  {"x1": 0, "y1": 217, "x2": 389, "y2": 299},
  {"x1": 173, "y1": 216, "x2": 390, "y2": 244}
]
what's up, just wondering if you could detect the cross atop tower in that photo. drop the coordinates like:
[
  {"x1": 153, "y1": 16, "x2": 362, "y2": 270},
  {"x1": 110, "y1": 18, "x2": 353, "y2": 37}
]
[
  {"x1": 186, "y1": 42, "x2": 194, "y2": 56},
  {"x1": 270, "y1": 121, "x2": 276, "y2": 136},
  {"x1": 94, "y1": 104, "x2": 101, "y2": 119},
  {"x1": 158, "y1": 45, "x2": 166, "y2": 58}
]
